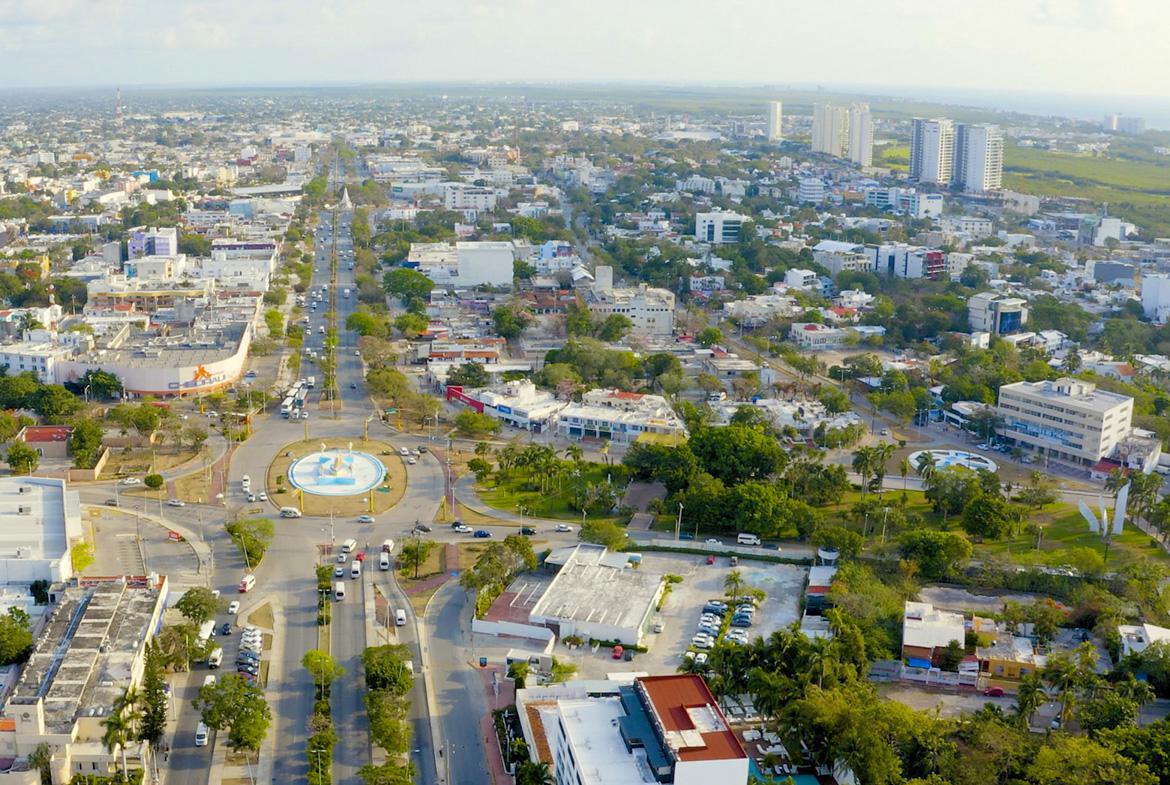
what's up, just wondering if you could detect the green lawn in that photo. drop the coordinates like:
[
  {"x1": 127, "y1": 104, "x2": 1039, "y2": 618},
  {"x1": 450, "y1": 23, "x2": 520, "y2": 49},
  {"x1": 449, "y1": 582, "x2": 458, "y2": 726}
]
[{"x1": 475, "y1": 463, "x2": 623, "y2": 524}]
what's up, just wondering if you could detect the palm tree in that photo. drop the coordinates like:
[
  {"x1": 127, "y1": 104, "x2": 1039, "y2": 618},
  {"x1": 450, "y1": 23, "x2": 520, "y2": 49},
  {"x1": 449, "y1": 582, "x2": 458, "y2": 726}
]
[
  {"x1": 1013, "y1": 674, "x2": 1045, "y2": 729},
  {"x1": 1105, "y1": 468, "x2": 1129, "y2": 499},
  {"x1": 802, "y1": 636, "x2": 837, "y2": 689},
  {"x1": 1043, "y1": 653, "x2": 1079, "y2": 727},
  {"x1": 1149, "y1": 498, "x2": 1170, "y2": 543},
  {"x1": 1116, "y1": 676, "x2": 1156, "y2": 726},
  {"x1": 899, "y1": 456, "x2": 912, "y2": 491},
  {"x1": 563, "y1": 444, "x2": 584, "y2": 467},
  {"x1": 870, "y1": 442, "x2": 896, "y2": 490},
  {"x1": 516, "y1": 761, "x2": 554, "y2": 785},
  {"x1": 915, "y1": 451, "x2": 937, "y2": 483},
  {"x1": 851, "y1": 446, "x2": 876, "y2": 496},
  {"x1": 102, "y1": 687, "x2": 141, "y2": 778},
  {"x1": 723, "y1": 569, "x2": 746, "y2": 601}
]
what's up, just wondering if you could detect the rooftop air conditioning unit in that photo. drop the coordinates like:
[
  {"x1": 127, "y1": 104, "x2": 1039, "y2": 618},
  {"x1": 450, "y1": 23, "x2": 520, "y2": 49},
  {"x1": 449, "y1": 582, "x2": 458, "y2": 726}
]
[
  {"x1": 17, "y1": 506, "x2": 31, "y2": 515},
  {"x1": 18, "y1": 486, "x2": 30, "y2": 494}
]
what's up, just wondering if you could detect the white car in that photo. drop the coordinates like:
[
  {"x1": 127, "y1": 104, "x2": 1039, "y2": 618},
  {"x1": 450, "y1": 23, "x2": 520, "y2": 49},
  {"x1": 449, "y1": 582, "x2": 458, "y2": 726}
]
[
  {"x1": 258, "y1": 492, "x2": 267, "y2": 502},
  {"x1": 167, "y1": 499, "x2": 185, "y2": 507},
  {"x1": 121, "y1": 477, "x2": 142, "y2": 486},
  {"x1": 227, "y1": 601, "x2": 240, "y2": 615},
  {"x1": 704, "y1": 538, "x2": 720, "y2": 544},
  {"x1": 554, "y1": 524, "x2": 573, "y2": 533},
  {"x1": 454, "y1": 524, "x2": 473, "y2": 534},
  {"x1": 407, "y1": 457, "x2": 417, "y2": 465},
  {"x1": 247, "y1": 493, "x2": 257, "y2": 503},
  {"x1": 334, "y1": 565, "x2": 345, "y2": 578},
  {"x1": 337, "y1": 552, "x2": 348, "y2": 564},
  {"x1": 694, "y1": 652, "x2": 709, "y2": 666}
]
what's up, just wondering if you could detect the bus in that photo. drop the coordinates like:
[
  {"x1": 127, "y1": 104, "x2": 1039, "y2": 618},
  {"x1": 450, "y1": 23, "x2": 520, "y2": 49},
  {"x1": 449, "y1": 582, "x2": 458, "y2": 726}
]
[{"x1": 280, "y1": 397, "x2": 294, "y2": 417}]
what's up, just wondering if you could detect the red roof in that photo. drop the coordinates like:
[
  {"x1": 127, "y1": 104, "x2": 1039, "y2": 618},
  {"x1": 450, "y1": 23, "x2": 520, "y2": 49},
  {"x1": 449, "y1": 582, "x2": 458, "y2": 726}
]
[
  {"x1": 22, "y1": 426, "x2": 72, "y2": 443},
  {"x1": 612, "y1": 391, "x2": 643, "y2": 401},
  {"x1": 638, "y1": 675, "x2": 746, "y2": 763}
]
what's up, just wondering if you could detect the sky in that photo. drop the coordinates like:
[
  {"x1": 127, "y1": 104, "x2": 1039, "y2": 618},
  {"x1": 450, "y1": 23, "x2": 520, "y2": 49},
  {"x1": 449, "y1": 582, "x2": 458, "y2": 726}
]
[{"x1": 2, "y1": 0, "x2": 1169, "y2": 104}]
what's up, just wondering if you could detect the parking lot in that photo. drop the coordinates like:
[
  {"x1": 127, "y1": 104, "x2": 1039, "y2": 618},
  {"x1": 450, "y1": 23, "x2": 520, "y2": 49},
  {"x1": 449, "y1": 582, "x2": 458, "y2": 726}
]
[{"x1": 573, "y1": 552, "x2": 808, "y2": 679}]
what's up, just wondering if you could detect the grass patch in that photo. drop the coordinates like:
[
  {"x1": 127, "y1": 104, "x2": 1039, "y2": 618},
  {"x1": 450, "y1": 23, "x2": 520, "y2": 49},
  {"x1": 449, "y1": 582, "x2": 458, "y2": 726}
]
[
  {"x1": 265, "y1": 438, "x2": 406, "y2": 516},
  {"x1": 434, "y1": 499, "x2": 498, "y2": 526},
  {"x1": 246, "y1": 602, "x2": 274, "y2": 630},
  {"x1": 475, "y1": 463, "x2": 622, "y2": 525},
  {"x1": 398, "y1": 543, "x2": 444, "y2": 581}
]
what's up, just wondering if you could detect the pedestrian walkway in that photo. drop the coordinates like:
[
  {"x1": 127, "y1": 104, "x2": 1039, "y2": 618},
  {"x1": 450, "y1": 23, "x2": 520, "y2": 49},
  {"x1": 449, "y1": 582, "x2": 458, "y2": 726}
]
[{"x1": 477, "y1": 665, "x2": 514, "y2": 785}]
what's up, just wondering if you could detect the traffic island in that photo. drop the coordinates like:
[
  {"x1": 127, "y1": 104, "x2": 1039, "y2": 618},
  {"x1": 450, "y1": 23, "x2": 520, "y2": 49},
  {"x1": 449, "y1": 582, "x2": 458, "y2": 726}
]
[{"x1": 266, "y1": 438, "x2": 406, "y2": 516}]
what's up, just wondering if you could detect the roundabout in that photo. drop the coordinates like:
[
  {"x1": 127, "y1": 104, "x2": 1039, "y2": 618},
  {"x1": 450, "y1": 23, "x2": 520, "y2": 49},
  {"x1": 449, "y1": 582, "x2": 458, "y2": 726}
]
[
  {"x1": 267, "y1": 438, "x2": 407, "y2": 516},
  {"x1": 907, "y1": 449, "x2": 999, "y2": 474}
]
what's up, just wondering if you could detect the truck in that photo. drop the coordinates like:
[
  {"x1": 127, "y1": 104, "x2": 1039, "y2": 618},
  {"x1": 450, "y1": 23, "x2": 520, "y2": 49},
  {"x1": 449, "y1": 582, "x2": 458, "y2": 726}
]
[{"x1": 306, "y1": 376, "x2": 316, "y2": 389}]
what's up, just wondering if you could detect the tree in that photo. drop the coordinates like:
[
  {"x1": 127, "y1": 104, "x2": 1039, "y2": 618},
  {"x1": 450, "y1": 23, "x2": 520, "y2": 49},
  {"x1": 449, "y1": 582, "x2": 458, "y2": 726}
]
[
  {"x1": 1017, "y1": 470, "x2": 1058, "y2": 511},
  {"x1": 696, "y1": 327, "x2": 723, "y2": 347},
  {"x1": 143, "y1": 473, "x2": 164, "y2": 490},
  {"x1": 938, "y1": 639, "x2": 965, "y2": 671},
  {"x1": 455, "y1": 409, "x2": 501, "y2": 438},
  {"x1": 516, "y1": 761, "x2": 554, "y2": 785},
  {"x1": 32, "y1": 384, "x2": 81, "y2": 422},
  {"x1": 580, "y1": 519, "x2": 628, "y2": 551},
  {"x1": 689, "y1": 425, "x2": 786, "y2": 485},
  {"x1": 1078, "y1": 691, "x2": 1140, "y2": 737},
  {"x1": 961, "y1": 493, "x2": 1016, "y2": 540},
  {"x1": 399, "y1": 539, "x2": 436, "y2": 579},
  {"x1": 596, "y1": 314, "x2": 633, "y2": 342},
  {"x1": 68, "y1": 419, "x2": 105, "y2": 469},
  {"x1": 393, "y1": 312, "x2": 428, "y2": 338},
  {"x1": 175, "y1": 587, "x2": 220, "y2": 625},
  {"x1": 550, "y1": 657, "x2": 578, "y2": 683},
  {"x1": 76, "y1": 368, "x2": 123, "y2": 400},
  {"x1": 446, "y1": 362, "x2": 490, "y2": 388},
  {"x1": 382, "y1": 268, "x2": 434, "y2": 304},
  {"x1": 897, "y1": 530, "x2": 973, "y2": 580},
  {"x1": 346, "y1": 312, "x2": 385, "y2": 337},
  {"x1": 194, "y1": 672, "x2": 272, "y2": 752},
  {"x1": 492, "y1": 305, "x2": 533, "y2": 341},
  {"x1": 102, "y1": 686, "x2": 140, "y2": 779},
  {"x1": 358, "y1": 763, "x2": 415, "y2": 785},
  {"x1": 1027, "y1": 734, "x2": 1156, "y2": 785},
  {"x1": 363, "y1": 645, "x2": 414, "y2": 696},
  {"x1": 303, "y1": 649, "x2": 345, "y2": 700},
  {"x1": 225, "y1": 517, "x2": 275, "y2": 567},
  {"x1": 183, "y1": 425, "x2": 209, "y2": 451},
  {"x1": 138, "y1": 641, "x2": 169, "y2": 754},
  {"x1": 1014, "y1": 673, "x2": 1046, "y2": 728},
  {"x1": 0, "y1": 607, "x2": 33, "y2": 665},
  {"x1": 5, "y1": 441, "x2": 38, "y2": 475},
  {"x1": 726, "y1": 481, "x2": 788, "y2": 538}
]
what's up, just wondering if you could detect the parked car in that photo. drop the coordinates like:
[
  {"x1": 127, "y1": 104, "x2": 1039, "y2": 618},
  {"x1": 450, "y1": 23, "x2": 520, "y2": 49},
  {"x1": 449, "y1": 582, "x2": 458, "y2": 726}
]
[
  {"x1": 706, "y1": 554, "x2": 716, "y2": 565},
  {"x1": 611, "y1": 645, "x2": 624, "y2": 660},
  {"x1": 121, "y1": 477, "x2": 142, "y2": 486},
  {"x1": 984, "y1": 686, "x2": 1005, "y2": 697},
  {"x1": 704, "y1": 538, "x2": 721, "y2": 545}
]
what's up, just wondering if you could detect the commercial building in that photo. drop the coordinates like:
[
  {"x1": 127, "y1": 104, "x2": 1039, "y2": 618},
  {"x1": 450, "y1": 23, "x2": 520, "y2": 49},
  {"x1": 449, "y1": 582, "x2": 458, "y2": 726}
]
[
  {"x1": 797, "y1": 178, "x2": 825, "y2": 204},
  {"x1": 847, "y1": 103, "x2": 873, "y2": 167},
  {"x1": 530, "y1": 543, "x2": 663, "y2": 645},
  {"x1": 586, "y1": 267, "x2": 675, "y2": 338},
  {"x1": 866, "y1": 244, "x2": 946, "y2": 280},
  {"x1": 789, "y1": 322, "x2": 852, "y2": 349},
  {"x1": 406, "y1": 241, "x2": 514, "y2": 288},
  {"x1": 443, "y1": 183, "x2": 498, "y2": 212},
  {"x1": 765, "y1": 101, "x2": 783, "y2": 142},
  {"x1": 0, "y1": 477, "x2": 82, "y2": 584},
  {"x1": 446, "y1": 380, "x2": 566, "y2": 433},
  {"x1": 694, "y1": 211, "x2": 747, "y2": 245},
  {"x1": 1142, "y1": 274, "x2": 1170, "y2": 322},
  {"x1": 902, "y1": 601, "x2": 965, "y2": 668},
  {"x1": 127, "y1": 227, "x2": 177, "y2": 259},
  {"x1": 954, "y1": 124, "x2": 1004, "y2": 193},
  {"x1": 812, "y1": 240, "x2": 872, "y2": 276},
  {"x1": 910, "y1": 118, "x2": 955, "y2": 184},
  {"x1": 517, "y1": 674, "x2": 747, "y2": 785},
  {"x1": 811, "y1": 103, "x2": 849, "y2": 158},
  {"x1": 555, "y1": 388, "x2": 687, "y2": 445},
  {"x1": 0, "y1": 577, "x2": 169, "y2": 785},
  {"x1": 968, "y1": 292, "x2": 1029, "y2": 335},
  {"x1": 997, "y1": 378, "x2": 1135, "y2": 467}
]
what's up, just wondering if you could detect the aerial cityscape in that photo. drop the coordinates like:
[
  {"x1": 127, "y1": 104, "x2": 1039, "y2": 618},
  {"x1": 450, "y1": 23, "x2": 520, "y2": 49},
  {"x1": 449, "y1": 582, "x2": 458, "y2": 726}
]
[{"x1": 2, "y1": 5, "x2": 1170, "y2": 785}]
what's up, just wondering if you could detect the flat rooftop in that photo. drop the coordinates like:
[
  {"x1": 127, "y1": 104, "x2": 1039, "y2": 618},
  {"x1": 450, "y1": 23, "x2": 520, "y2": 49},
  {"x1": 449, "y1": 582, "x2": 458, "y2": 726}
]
[
  {"x1": 1000, "y1": 378, "x2": 1132, "y2": 411},
  {"x1": 556, "y1": 697, "x2": 654, "y2": 785},
  {"x1": 639, "y1": 675, "x2": 746, "y2": 763},
  {"x1": 530, "y1": 545, "x2": 662, "y2": 631},
  {"x1": 71, "y1": 323, "x2": 248, "y2": 369},
  {"x1": 0, "y1": 477, "x2": 74, "y2": 560},
  {"x1": 7, "y1": 578, "x2": 165, "y2": 733}
]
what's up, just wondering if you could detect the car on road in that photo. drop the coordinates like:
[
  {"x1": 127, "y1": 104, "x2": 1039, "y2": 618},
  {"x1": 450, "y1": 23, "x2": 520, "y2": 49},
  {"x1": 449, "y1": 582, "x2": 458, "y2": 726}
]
[
  {"x1": 358, "y1": 515, "x2": 375, "y2": 523},
  {"x1": 220, "y1": 622, "x2": 232, "y2": 635},
  {"x1": 407, "y1": 457, "x2": 417, "y2": 465},
  {"x1": 414, "y1": 523, "x2": 432, "y2": 533},
  {"x1": 334, "y1": 565, "x2": 345, "y2": 577},
  {"x1": 167, "y1": 499, "x2": 185, "y2": 507},
  {"x1": 247, "y1": 493, "x2": 257, "y2": 503},
  {"x1": 706, "y1": 554, "x2": 716, "y2": 565},
  {"x1": 227, "y1": 601, "x2": 240, "y2": 615},
  {"x1": 121, "y1": 477, "x2": 142, "y2": 486},
  {"x1": 473, "y1": 529, "x2": 492, "y2": 538},
  {"x1": 520, "y1": 526, "x2": 537, "y2": 536},
  {"x1": 984, "y1": 687, "x2": 1005, "y2": 697},
  {"x1": 104, "y1": 499, "x2": 118, "y2": 507},
  {"x1": 554, "y1": 524, "x2": 573, "y2": 533},
  {"x1": 417, "y1": 445, "x2": 428, "y2": 453},
  {"x1": 398, "y1": 447, "x2": 410, "y2": 456},
  {"x1": 355, "y1": 551, "x2": 365, "y2": 562},
  {"x1": 337, "y1": 552, "x2": 348, "y2": 564},
  {"x1": 350, "y1": 383, "x2": 357, "y2": 389},
  {"x1": 195, "y1": 722, "x2": 209, "y2": 747},
  {"x1": 454, "y1": 524, "x2": 472, "y2": 534}
]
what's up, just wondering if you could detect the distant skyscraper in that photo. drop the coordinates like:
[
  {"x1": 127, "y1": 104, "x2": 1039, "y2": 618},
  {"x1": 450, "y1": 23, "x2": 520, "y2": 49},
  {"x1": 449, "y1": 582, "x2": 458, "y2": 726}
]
[
  {"x1": 910, "y1": 118, "x2": 955, "y2": 185},
  {"x1": 847, "y1": 103, "x2": 873, "y2": 167},
  {"x1": 766, "y1": 101, "x2": 783, "y2": 142},
  {"x1": 954, "y1": 123, "x2": 1003, "y2": 193},
  {"x1": 811, "y1": 103, "x2": 849, "y2": 158}
]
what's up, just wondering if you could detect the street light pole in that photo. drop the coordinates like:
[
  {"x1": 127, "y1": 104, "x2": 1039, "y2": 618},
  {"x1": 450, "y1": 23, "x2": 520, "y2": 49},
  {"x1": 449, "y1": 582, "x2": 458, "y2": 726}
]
[{"x1": 675, "y1": 502, "x2": 683, "y2": 541}]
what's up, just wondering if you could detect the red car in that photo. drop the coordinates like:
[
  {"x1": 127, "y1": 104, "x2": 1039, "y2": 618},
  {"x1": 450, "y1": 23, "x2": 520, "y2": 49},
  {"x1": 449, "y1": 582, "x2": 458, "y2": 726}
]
[
  {"x1": 355, "y1": 551, "x2": 366, "y2": 562},
  {"x1": 612, "y1": 645, "x2": 624, "y2": 660},
  {"x1": 984, "y1": 686, "x2": 1005, "y2": 697},
  {"x1": 706, "y1": 555, "x2": 716, "y2": 565}
]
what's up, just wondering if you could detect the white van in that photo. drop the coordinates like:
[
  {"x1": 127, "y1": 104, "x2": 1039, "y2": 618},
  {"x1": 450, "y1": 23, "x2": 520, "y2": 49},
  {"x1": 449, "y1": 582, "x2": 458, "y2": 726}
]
[
  {"x1": 736, "y1": 533, "x2": 761, "y2": 546},
  {"x1": 202, "y1": 675, "x2": 217, "y2": 688},
  {"x1": 208, "y1": 646, "x2": 223, "y2": 669},
  {"x1": 334, "y1": 582, "x2": 346, "y2": 601},
  {"x1": 241, "y1": 475, "x2": 251, "y2": 490},
  {"x1": 238, "y1": 574, "x2": 256, "y2": 593},
  {"x1": 341, "y1": 538, "x2": 357, "y2": 554},
  {"x1": 194, "y1": 722, "x2": 209, "y2": 747},
  {"x1": 379, "y1": 552, "x2": 390, "y2": 570},
  {"x1": 279, "y1": 507, "x2": 302, "y2": 518},
  {"x1": 395, "y1": 609, "x2": 406, "y2": 626},
  {"x1": 351, "y1": 560, "x2": 362, "y2": 579}
]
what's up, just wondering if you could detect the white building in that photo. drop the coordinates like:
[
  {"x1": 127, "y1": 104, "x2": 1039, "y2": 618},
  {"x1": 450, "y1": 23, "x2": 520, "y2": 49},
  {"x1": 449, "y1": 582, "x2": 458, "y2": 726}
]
[
  {"x1": 766, "y1": 100, "x2": 783, "y2": 142},
  {"x1": 941, "y1": 215, "x2": 995, "y2": 238},
  {"x1": 784, "y1": 268, "x2": 818, "y2": 290},
  {"x1": 451, "y1": 380, "x2": 566, "y2": 433},
  {"x1": 587, "y1": 267, "x2": 675, "y2": 337},
  {"x1": 1118, "y1": 623, "x2": 1170, "y2": 658},
  {"x1": 407, "y1": 241, "x2": 514, "y2": 288},
  {"x1": 998, "y1": 378, "x2": 1135, "y2": 467},
  {"x1": 694, "y1": 211, "x2": 746, "y2": 245},
  {"x1": 904, "y1": 192, "x2": 945, "y2": 219},
  {"x1": 812, "y1": 103, "x2": 849, "y2": 158},
  {"x1": 556, "y1": 388, "x2": 687, "y2": 444},
  {"x1": 910, "y1": 118, "x2": 955, "y2": 184},
  {"x1": 0, "y1": 476, "x2": 82, "y2": 583},
  {"x1": 1142, "y1": 274, "x2": 1170, "y2": 322},
  {"x1": 848, "y1": 103, "x2": 874, "y2": 167},
  {"x1": 0, "y1": 341, "x2": 77, "y2": 384},
  {"x1": 797, "y1": 178, "x2": 825, "y2": 204},
  {"x1": 443, "y1": 183, "x2": 497, "y2": 211},
  {"x1": 812, "y1": 240, "x2": 872, "y2": 276},
  {"x1": 968, "y1": 291, "x2": 1029, "y2": 335},
  {"x1": 789, "y1": 322, "x2": 853, "y2": 349},
  {"x1": 955, "y1": 124, "x2": 1004, "y2": 193}
]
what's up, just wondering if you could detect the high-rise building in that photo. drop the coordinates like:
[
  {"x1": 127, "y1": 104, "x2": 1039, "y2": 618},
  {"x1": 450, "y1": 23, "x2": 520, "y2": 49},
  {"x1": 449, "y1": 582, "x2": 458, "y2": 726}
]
[
  {"x1": 766, "y1": 100, "x2": 783, "y2": 142},
  {"x1": 910, "y1": 118, "x2": 954, "y2": 184},
  {"x1": 954, "y1": 123, "x2": 1003, "y2": 193},
  {"x1": 848, "y1": 103, "x2": 873, "y2": 167},
  {"x1": 811, "y1": 103, "x2": 849, "y2": 158}
]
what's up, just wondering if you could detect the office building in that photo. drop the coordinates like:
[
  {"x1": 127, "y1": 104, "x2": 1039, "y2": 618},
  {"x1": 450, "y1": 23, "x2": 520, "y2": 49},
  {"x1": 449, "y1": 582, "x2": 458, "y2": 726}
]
[
  {"x1": 406, "y1": 241, "x2": 514, "y2": 288},
  {"x1": 126, "y1": 227, "x2": 178, "y2": 259},
  {"x1": 866, "y1": 244, "x2": 945, "y2": 280},
  {"x1": 555, "y1": 388, "x2": 687, "y2": 445},
  {"x1": 784, "y1": 268, "x2": 818, "y2": 290},
  {"x1": 765, "y1": 101, "x2": 783, "y2": 142},
  {"x1": 812, "y1": 240, "x2": 873, "y2": 276},
  {"x1": 445, "y1": 379, "x2": 566, "y2": 433},
  {"x1": 797, "y1": 178, "x2": 825, "y2": 204},
  {"x1": 954, "y1": 124, "x2": 1004, "y2": 193},
  {"x1": 847, "y1": 103, "x2": 873, "y2": 167},
  {"x1": 443, "y1": 183, "x2": 497, "y2": 212},
  {"x1": 968, "y1": 292, "x2": 1029, "y2": 335},
  {"x1": 587, "y1": 267, "x2": 675, "y2": 337},
  {"x1": 1105, "y1": 115, "x2": 1146, "y2": 135},
  {"x1": 1142, "y1": 274, "x2": 1170, "y2": 322},
  {"x1": 997, "y1": 378, "x2": 1134, "y2": 467},
  {"x1": 0, "y1": 577, "x2": 169, "y2": 784},
  {"x1": 694, "y1": 211, "x2": 747, "y2": 245},
  {"x1": 517, "y1": 674, "x2": 748, "y2": 785},
  {"x1": 811, "y1": 103, "x2": 849, "y2": 158},
  {"x1": 910, "y1": 118, "x2": 955, "y2": 184}
]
